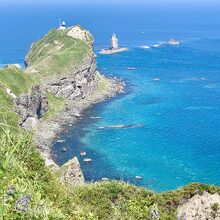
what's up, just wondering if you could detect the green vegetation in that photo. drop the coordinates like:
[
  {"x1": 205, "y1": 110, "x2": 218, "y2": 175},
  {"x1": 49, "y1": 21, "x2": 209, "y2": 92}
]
[
  {"x1": 1, "y1": 129, "x2": 220, "y2": 219},
  {"x1": 26, "y1": 29, "x2": 91, "y2": 76},
  {"x1": 0, "y1": 67, "x2": 35, "y2": 132},
  {"x1": 1, "y1": 26, "x2": 220, "y2": 219},
  {"x1": 96, "y1": 71, "x2": 108, "y2": 92},
  {"x1": 43, "y1": 93, "x2": 66, "y2": 121}
]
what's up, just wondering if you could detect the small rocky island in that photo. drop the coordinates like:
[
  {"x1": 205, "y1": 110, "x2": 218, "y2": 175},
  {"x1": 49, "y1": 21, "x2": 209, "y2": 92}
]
[{"x1": 99, "y1": 33, "x2": 128, "y2": 54}]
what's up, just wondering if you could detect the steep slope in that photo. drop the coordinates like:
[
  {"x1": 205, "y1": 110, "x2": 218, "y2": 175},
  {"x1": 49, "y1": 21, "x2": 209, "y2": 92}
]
[
  {"x1": 0, "y1": 132, "x2": 220, "y2": 219},
  {"x1": 0, "y1": 66, "x2": 35, "y2": 131}
]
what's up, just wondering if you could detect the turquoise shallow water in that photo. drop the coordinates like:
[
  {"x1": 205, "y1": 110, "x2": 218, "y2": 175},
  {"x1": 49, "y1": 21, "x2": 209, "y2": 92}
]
[
  {"x1": 1, "y1": 4, "x2": 220, "y2": 192},
  {"x1": 53, "y1": 39, "x2": 220, "y2": 192}
]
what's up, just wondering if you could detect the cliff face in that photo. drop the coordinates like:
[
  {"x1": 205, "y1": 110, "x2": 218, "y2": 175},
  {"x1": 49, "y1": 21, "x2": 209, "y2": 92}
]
[
  {"x1": 0, "y1": 25, "x2": 124, "y2": 186},
  {"x1": 46, "y1": 53, "x2": 97, "y2": 100},
  {"x1": 24, "y1": 25, "x2": 99, "y2": 101},
  {"x1": 14, "y1": 85, "x2": 48, "y2": 129}
]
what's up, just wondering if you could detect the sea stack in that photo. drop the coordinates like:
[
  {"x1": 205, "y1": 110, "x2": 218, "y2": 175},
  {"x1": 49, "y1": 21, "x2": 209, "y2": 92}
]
[
  {"x1": 99, "y1": 33, "x2": 128, "y2": 55},
  {"x1": 110, "y1": 33, "x2": 119, "y2": 50}
]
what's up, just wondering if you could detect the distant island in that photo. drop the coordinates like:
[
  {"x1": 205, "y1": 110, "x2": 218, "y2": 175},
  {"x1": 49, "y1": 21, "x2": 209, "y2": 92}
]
[{"x1": 99, "y1": 33, "x2": 128, "y2": 54}]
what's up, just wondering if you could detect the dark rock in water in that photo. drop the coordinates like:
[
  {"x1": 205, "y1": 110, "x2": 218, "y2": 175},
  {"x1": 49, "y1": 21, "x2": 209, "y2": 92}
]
[
  {"x1": 61, "y1": 147, "x2": 68, "y2": 152},
  {"x1": 80, "y1": 152, "x2": 87, "y2": 156},
  {"x1": 135, "y1": 176, "x2": 143, "y2": 180},
  {"x1": 57, "y1": 139, "x2": 65, "y2": 143},
  {"x1": 98, "y1": 123, "x2": 144, "y2": 130},
  {"x1": 83, "y1": 158, "x2": 92, "y2": 163}
]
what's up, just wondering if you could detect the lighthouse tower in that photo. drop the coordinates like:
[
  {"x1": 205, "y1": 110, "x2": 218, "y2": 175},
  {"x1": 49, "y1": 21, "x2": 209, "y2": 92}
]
[{"x1": 59, "y1": 21, "x2": 66, "y2": 30}]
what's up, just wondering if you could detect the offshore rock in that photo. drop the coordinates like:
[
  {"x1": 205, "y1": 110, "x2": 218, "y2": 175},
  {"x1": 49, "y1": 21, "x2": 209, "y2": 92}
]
[{"x1": 99, "y1": 33, "x2": 128, "y2": 55}]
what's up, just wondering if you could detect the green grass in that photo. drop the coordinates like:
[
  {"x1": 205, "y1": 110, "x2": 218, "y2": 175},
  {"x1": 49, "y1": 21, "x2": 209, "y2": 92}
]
[
  {"x1": 96, "y1": 71, "x2": 108, "y2": 92},
  {"x1": 0, "y1": 67, "x2": 35, "y2": 132},
  {"x1": 43, "y1": 93, "x2": 66, "y2": 120},
  {"x1": 26, "y1": 28, "x2": 91, "y2": 76},
  {"x1": 1, "y1": 130, "x2": 220, "y2": 219},
  {"x1": 0, "y1": 67, "x2": 34, "y2": 96}
]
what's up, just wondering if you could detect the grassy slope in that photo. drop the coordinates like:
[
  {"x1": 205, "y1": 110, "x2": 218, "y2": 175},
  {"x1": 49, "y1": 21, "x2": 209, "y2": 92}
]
[
  {"x1": 43, "y1": 93, "x2": 66, "y2": 121},
  {"x1": 0, "y1": 27, "x2": 91, "y2": 129},
  {"x1": 1, "y1": 28, "x2": 219, "y2": 219},
  {"x1": 0, "y1": 67, "x2": 35, "y2": 131},
  {"x1": 26, "y1": 28, "x2": 91, "y2": 76},
  {"x1": 0, "y1": 131, "x2": 220, "y2": 219}
]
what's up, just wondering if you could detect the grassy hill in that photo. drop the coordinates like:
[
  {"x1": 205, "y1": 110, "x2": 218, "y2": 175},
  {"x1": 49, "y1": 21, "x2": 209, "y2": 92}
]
[
  {"x1": 0, "y1": 26, "x2": 92, "y2": 130},
  {"x1": 0, "y1": 66, "x2": 35, "y2": 131},
  {"x1": 25, "y1": 28, "x2": 91, "y2": 76},
  {"x1": 0, "y1": 131, "x2": 220, "y2": 219}
]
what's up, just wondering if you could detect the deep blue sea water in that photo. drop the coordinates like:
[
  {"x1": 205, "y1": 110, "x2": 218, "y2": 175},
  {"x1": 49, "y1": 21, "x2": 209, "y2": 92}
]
[{"x1": 1, "y1": 3, "x2": 220, "y2": 192}]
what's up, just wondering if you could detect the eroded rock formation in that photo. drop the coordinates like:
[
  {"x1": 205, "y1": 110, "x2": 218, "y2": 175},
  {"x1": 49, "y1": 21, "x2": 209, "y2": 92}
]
[
  {"x1": 177, "y1": 192, "x2": 220, "y2": 220},
  {"x1": 46, "y1": 54, "x2": 97, "y2": 100},
  {"x1": 14, "y1": 85, "x2": 48, "y2": 129}
]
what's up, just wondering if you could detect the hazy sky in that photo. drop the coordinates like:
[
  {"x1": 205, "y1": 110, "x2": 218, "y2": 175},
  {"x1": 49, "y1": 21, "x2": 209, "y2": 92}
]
[{"x1": 1, "y1": 0, "x2": 220, "y2": 6}]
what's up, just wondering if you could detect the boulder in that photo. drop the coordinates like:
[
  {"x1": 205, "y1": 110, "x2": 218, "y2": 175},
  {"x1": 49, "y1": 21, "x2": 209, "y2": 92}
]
[
  {"x1": 177, "y1": 192, "x2": 220, "y2": 220},
  {"x1": 56, "y1": 157, "x2": 84, "y2": 185}
]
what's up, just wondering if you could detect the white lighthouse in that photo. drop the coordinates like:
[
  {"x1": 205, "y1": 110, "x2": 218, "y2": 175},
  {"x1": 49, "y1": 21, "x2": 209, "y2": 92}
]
[{"x1": 59, "y1": 21, "x2": 66, "y2": 30}]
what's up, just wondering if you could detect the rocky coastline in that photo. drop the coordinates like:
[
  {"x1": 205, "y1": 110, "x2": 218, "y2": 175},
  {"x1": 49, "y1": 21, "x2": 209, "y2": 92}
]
[
  {"x1": 35, "y1": 76, "x2": 124, "y2": 172},
  {"x1": 9, "y1": 25, "x2": 125, "y2": 185}
]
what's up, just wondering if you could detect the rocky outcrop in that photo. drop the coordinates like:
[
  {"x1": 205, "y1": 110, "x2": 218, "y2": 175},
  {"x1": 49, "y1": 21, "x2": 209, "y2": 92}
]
[
  {"x1": 110, "y1": 33, "x2": 119, "y2": 50},
  {"x1": 56, "y1": 157, "x2": 84, "y2": 185},
  {"x1": 46, "y1": 53, "x2": 97, "y2": 100},
  {"x1": 99, "y1": 33, "x2": 128, "y2": 55},
  {"x1": 67, "y1": 25, "x2": 94, "y2": 48},
  {"x1": 177, "y1": 192, "x2": 220, "y2": 219},
  {"x1": 14, "y1": 85, "x2": 48, "y2": 129},
  {"x1": 13, "y1": 25, "x2": 125, "y2": 186}
]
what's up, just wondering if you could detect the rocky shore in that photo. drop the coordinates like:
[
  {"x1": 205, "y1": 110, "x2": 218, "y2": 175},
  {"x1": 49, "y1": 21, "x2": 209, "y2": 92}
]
[
  {"x1": 9, "y1": 25, "x2": 125, "y2": 185},
  {"x1": 35, "y1": 76, "x2": 124, "y2": 172}
]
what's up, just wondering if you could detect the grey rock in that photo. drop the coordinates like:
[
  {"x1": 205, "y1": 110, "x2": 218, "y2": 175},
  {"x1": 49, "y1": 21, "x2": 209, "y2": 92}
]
[
  {"x1": 57, "y1": 157, "x2": 84, "y2": 185},
  {"x1": 13, "y1": 85, "x2": 48, "y2": 128}
]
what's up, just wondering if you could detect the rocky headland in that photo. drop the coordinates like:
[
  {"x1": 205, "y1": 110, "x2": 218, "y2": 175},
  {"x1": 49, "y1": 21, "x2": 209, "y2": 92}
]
[
  {"x1": 0, "y1": 25, "x2": 124, "y2": 185},
  {"x1": 1, "y1": 24, "x2": 220, "y2": 220}
]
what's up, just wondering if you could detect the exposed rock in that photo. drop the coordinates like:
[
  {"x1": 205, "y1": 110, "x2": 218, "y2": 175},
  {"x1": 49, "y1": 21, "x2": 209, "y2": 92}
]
[
  {"x1": 100, "y1": 33, "x2": 128, "y2": 55},
  {"x1": 110, "y1": 33, "x2": 119, "y2": 50},
  {"x1": 61, "y1": 147, "x2": 68, "y2": 152},
  {"x1": 67, "y1": 25, "x2": 94, "y2": 47},
  {"x1": 5, "y1": 63, "x2": 21, "y2": 69},
  {"x1": 14, "y1": 85, "x2": 48, "y2": 128},
  {"x1": 135, "y1": 176, "x2": 143, "y2": 180},
  {"x1": 177, "y1": 192, "x2": 220, "y2": 220},
  {"x1": 57, "y1": 157, "x2": 84, "y2": 185},
  {"x1": 22, "y1": 117, "x2": 38, "y2": 130},
  {"x1": 6, "y1": 88, "x2": 17, "y2": 99},
  {"x1": 46, "y1": 54, "x2": 97, "y2": 100},
  {"x1": 80, "y1": 152, "x2": 87, "y2": 156},
  {"x1": 83, "y1": 158, "x2": 92, "y2": 163}
]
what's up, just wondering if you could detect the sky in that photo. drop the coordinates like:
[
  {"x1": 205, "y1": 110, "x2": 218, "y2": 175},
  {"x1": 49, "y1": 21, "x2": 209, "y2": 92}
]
[{"x1": 1, "y1": 0, "x2": 220, "y2": 6}]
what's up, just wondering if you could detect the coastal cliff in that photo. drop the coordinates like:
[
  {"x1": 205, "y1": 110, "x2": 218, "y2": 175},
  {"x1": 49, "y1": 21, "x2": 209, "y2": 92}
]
[
  {"x1": 0, "y1": 25, "x2": 124, "y2": 184},
  {"x1": 1, "y1": 25, "x2": 220, "y2": 220}
]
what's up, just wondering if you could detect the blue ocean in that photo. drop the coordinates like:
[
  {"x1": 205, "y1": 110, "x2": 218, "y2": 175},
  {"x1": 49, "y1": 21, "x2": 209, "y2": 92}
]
[{"x1": 1, "y1": 3, "x2": 220, "y2": 192}]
